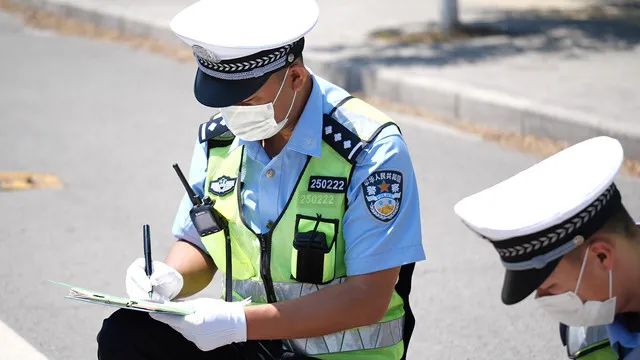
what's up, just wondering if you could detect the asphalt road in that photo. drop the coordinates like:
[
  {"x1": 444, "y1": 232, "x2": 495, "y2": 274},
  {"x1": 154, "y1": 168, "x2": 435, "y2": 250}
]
[{"x1": 1, "y1": 10, "x2": 639, "y2": 360}]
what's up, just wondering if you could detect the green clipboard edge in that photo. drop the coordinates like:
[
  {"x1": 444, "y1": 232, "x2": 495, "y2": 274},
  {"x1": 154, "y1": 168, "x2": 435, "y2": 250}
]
[{"x1": 50, "y1": 280, "x2": 193, "y2": 316}]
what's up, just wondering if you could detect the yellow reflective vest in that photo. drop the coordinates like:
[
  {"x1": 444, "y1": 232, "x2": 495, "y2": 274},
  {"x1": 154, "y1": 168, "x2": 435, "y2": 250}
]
[{"x1": 196, "y1": 97, "x2": 414, "y2": 359}]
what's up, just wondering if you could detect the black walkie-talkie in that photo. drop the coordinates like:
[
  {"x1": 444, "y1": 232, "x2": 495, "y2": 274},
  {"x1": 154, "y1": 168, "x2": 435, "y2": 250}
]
[
  {"x1": 173, "y1": 163, "x2": 233, "y2": 302},
  {"x1": 172, "y1": 163, "x2": 225, "y2": 237}
]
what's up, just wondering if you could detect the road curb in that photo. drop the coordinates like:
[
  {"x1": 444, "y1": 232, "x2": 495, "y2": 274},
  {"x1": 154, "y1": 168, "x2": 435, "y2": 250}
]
[
  {"x1": 362, "y1": 68, "x2": 640, "y2": 159},
  {"x1": 17, "y1": 0, "x2": 181, "y2": 45},
  {"x1": 13, "y1": 0, "x2": 640, "y2": 160}
]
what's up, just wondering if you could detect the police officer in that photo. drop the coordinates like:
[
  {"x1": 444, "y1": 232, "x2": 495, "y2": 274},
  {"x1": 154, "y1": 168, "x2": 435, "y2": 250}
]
[
  {"x1": 97, "y1": 0, "x2": 425, "y2": 359},
  {"x1": 454, "y1": 136, "x2": 640, "y2": 359}
]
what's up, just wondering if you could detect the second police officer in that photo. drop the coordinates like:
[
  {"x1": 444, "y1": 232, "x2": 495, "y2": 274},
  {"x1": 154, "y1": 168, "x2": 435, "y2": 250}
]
[{"x1": 455, "y1": 137, "x2": 640, "y2": 360}]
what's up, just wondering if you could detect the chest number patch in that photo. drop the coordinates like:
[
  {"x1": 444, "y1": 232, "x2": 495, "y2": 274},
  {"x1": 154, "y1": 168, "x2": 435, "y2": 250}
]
[
  {"x1": 362, "y1": 170, "x2": 403, "y2": 222},
  {"x1": 308, "y1": 176, "x2": 347, "y2": 193}
]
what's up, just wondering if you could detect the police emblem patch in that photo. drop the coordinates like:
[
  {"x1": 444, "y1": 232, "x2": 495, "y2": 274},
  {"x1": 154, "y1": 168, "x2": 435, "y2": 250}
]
[
  {"x1": 362, "y1": 170, "x2": 403, "y2": 222},
  {"x1": 192, "y1": 45, "x2": 221, "y2": 63},
  {"x1": 209, "y1": 176, "x2": 236, "y2": 196}
]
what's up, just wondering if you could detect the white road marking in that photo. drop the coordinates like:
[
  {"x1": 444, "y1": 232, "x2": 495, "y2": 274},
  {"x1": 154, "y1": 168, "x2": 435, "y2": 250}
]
[{"x1": 0, "y1": 320, "x2": 48, "y2": 360}]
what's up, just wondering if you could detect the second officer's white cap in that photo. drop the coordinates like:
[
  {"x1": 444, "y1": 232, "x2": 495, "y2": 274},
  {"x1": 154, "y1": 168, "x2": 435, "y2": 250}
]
[{"x1": 454, "y1": 136, "x2": 624, "y2": 305}]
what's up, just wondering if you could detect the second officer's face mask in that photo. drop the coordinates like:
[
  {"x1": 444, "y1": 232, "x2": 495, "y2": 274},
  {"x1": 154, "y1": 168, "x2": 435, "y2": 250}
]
[
  {"x1": 221, "y1": 67, "x2": 297, "y2": 141},
  {"x1": 535, "y1": 246, "x2": 616, "y2": 327}
]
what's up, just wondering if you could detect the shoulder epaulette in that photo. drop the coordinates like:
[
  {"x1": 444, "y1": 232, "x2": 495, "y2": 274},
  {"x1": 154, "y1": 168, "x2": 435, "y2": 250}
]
[
  {"x1": 322, "y1": 114, "x2": 365, "y2": 164},
  {"x1": 322, "y1": 97, "x2": 400, "y2": 164},
  {"x1": 198, "y1": 113, "x2": 235, "y2": 146}
]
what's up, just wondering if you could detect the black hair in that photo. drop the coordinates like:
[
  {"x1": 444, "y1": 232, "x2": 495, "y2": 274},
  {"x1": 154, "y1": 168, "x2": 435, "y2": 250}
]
[{"x1": 599, "y1": 204, "x2": 638, "y2": 239}]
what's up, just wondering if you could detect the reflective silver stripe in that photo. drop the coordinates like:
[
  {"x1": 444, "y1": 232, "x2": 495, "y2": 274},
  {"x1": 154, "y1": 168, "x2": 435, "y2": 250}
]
[
  {"x1": 566, "y1": 325, "x2": 610, "y2": 356},
  {"x1": 231, "y1": 278, "x2": 345, "y2": 303},
  {"x1": 285, "y1": 317, "x2": 404, "y2": 355},
  {"x1": 231, "y1": 278, "x2": 404, "y2": 355}
]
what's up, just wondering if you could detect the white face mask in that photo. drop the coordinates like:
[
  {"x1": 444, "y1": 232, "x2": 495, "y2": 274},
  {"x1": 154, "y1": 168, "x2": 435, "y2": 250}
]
[
  {"x1": 535, "y1": 247, "x2": 616, "y2": 327},
  {"x1": 221, "y1": 68, "x2": 297, "y2": 141}
]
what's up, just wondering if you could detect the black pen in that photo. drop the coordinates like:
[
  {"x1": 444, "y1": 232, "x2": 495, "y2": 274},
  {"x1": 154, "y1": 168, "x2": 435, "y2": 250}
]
[{"x1": 143, "y1": 224, "x2": 153, "y2": 299}]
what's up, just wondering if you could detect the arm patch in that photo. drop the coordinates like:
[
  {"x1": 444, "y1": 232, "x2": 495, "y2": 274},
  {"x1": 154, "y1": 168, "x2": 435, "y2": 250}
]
[{"x1": 361, "y1": 170, "x2": 403, "y2": 222}]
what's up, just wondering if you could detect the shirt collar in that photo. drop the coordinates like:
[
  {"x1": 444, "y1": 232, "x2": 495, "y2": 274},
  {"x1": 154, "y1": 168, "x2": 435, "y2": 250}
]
[
  {"x1": 285, "y1": 75, "x2": 322, "y2": 157},
  {"x1": 227, "y1": 75, "x2": 323, "y2": 158},
  {"x1": 228, "y1": 136, "x2": 248, "y2": 154},
  {"x1": 608, "y1": 315, "x2": 640, "y2": 350}
]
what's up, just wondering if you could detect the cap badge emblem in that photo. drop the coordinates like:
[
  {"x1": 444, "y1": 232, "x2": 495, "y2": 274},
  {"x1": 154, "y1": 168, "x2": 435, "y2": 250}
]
[{"x1": 193, "y1": 45, "x2": 221, "y2": 63}]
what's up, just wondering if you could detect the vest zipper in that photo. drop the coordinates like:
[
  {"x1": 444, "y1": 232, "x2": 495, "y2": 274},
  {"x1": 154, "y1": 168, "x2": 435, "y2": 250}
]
[
  {"x1": 234, "y1": 148, "x2": 278, "y2": 304},
  {"x1": 259, "y1": 232, "x2": 277, "y2": 303}
]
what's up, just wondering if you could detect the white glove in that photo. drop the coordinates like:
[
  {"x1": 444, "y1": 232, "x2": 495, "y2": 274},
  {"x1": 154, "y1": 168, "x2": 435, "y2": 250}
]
[
  {"x1": 149, "y1": 298, "x2": 248, "y2": 351},
  {"x1": 125, "y1": 258, "x2": 183, "y2": 302}
]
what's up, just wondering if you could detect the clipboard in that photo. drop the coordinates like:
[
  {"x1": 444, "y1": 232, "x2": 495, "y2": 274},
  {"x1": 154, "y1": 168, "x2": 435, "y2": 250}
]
[{"x1": 51, "y1": 281, "x2": 193, "y2": 316}]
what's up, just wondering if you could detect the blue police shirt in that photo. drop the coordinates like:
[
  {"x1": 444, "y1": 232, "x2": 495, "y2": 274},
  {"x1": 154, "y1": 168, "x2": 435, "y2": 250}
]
[
  {"x1": 172, "y1": 74, "x2": 426, "y2": 276},
  {"x1": 608, "y1": 316, "x2": 640, "y2": 359}
]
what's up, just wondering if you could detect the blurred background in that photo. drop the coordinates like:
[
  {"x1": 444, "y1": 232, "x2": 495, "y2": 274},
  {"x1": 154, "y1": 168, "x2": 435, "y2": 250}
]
[{"x1": 0, "y1": 0, "x2": 639, "y2": 359}]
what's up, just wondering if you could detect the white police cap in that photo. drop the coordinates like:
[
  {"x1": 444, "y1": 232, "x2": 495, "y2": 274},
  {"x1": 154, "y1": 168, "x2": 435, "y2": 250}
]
[
  {"x1": 454, "y1": 136, "x2": 624, "y2": 304},
  {"x1": 170, "y1": 0, "x2": 319, "y2": 107}
]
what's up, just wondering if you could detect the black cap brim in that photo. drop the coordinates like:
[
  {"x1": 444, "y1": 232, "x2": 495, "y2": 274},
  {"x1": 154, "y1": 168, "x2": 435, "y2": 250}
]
[
  {"x1": 501, "y1": 257, "x2": 561, "y2": 305},
  {"x1": 194, "y1": 68, "x2": 272, "y2": 108}
]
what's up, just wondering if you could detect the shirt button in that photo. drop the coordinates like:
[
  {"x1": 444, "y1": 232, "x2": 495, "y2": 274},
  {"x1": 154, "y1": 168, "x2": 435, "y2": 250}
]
[{"x1": 266, "y1": 169, "x2": 275, "y2": 178}]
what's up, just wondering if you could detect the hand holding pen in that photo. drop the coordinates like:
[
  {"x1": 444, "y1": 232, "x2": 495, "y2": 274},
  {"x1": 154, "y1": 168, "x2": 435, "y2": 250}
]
[{"x1": 124, "y1": 224, "x2": 184, "y2": 302}]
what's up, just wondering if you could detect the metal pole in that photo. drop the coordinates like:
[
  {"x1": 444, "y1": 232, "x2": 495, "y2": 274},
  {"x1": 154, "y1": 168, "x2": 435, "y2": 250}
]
[{"x1": 440, "y1": 0, "x2": 459, "y2": 34}]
